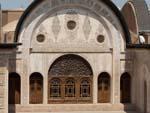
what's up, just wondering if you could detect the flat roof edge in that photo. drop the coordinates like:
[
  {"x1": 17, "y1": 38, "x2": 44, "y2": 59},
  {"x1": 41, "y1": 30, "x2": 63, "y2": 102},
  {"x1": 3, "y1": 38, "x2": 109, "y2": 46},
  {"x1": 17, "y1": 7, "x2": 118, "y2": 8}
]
[
  {"x1": 0, "y1": 43, "x2": 22, "y2": 48},
  {"x1": 127, "y1": 44, "x2": 150, "y2": 49}
]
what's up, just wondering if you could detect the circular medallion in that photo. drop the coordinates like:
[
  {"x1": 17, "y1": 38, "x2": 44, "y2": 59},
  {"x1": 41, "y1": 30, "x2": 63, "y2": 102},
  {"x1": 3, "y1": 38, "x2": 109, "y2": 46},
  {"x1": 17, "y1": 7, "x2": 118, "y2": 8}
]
[
  {"x1": 37, "y1": 34, "x2": 45, "y2": 43},
  {"x1": 67, "y1": 20, "x2": 76, "y2": 30},
  {"x1": 97, "y1": 35, "x2": 105, "y2": 43}
]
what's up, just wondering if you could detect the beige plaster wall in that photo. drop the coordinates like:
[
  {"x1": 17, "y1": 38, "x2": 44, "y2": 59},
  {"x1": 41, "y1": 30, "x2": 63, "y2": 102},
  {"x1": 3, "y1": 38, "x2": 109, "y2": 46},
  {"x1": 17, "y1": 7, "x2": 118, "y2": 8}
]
[{"x1": 132, "y1": 49, "x2": 150, "y2": 113}]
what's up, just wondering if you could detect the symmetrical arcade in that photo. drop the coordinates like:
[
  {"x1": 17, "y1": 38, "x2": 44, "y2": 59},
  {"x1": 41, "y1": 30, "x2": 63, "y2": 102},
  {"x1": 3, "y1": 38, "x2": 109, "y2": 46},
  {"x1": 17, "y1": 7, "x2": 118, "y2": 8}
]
[{"x1": 9, "y1": 54, "x2": 131, "y2": 104}]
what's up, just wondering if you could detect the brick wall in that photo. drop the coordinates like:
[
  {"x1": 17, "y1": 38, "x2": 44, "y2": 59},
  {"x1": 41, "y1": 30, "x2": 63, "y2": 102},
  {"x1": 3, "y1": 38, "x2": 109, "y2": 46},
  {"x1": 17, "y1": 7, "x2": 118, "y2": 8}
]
[
  {"x1": 0, "y1": 10, "x2": 24, "y2": 43},
  {"x1": 0, "y1": 5, "x2": 2, "y2": 43}
]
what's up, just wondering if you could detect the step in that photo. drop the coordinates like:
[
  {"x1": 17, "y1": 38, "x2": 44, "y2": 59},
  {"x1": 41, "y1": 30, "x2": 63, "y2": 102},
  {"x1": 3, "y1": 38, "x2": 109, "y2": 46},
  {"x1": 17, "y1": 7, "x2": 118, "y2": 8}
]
[
  {"x1": 13, "y1": 111, "x2": 140, "y2": 113},
  {"x1": 9, "y1": 104, "x2": 137, "y2": 113}
]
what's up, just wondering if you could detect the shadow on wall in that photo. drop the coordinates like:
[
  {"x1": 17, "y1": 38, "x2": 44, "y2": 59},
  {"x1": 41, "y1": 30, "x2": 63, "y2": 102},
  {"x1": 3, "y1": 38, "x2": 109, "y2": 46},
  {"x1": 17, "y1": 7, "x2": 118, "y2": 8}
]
[
  {"x1": 123, "y1": 51, "x2": 135, "y2": 112},
  {"x1": 8, "y1": 50, "x2": 18, "y2": 113},
  {"x1": 8, "y1": 105, "x2": 16, "y2": 113}
]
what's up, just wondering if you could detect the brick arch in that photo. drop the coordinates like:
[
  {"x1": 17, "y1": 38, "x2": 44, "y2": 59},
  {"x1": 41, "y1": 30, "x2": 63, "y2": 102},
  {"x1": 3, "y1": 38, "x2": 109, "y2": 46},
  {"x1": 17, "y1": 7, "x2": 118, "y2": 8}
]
[{"x1": 122, "y1": 2, "x2": 138, "y2": 35}]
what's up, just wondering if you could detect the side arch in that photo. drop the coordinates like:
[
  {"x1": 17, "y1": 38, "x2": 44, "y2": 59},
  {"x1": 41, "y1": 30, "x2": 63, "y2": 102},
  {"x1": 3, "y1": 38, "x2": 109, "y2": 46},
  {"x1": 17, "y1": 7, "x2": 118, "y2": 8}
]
[
  {"x1": 8, "y1": 72, "x2": 21, "y2": 104},
  {"x1": 98, "y1": 72, "x2": 111, "y2": 103},
  {"x1": 120, "y1": 72, "x2": 131, "y2": 103},
  {"x1": 29, "y1": 72, "x2": 43, "y2": 104}
]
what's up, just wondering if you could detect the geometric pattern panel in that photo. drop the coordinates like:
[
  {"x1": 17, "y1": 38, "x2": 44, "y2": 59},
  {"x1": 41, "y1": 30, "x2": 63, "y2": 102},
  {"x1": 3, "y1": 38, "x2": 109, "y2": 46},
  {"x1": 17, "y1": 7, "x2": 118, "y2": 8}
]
[{"x1": 49, "y1": 54, "x2": 93, "y2": 76}]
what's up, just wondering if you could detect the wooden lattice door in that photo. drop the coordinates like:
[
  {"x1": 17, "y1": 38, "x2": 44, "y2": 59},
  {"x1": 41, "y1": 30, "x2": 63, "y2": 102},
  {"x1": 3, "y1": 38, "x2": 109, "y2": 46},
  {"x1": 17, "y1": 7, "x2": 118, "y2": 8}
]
[
  {"x1": 98, "y1": 73, "x2": 110, "y2": 103},
  {"x1": 9, "y1": 73, "x2": 20, "y2": 104},
  {"x1": 120, "y1": 73, "x2": 131, "y2": 103},
  {"x1": 30, "y1": 73, "x2": 43, "y2": 104}
]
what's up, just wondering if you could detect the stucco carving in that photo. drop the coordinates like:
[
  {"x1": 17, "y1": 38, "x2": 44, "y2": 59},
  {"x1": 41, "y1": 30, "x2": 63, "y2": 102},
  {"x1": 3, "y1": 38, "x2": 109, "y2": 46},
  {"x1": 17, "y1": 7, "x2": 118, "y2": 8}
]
[
  {"x1": 64, "y1": 10, "x2": 79, "y2": 41},
  {"x1": 18, "y1": 0, "x2": 126, "y2": 52},
  {"x1": 96, "y1": 24, "x2": 105, "y2": 44},
  {"x1": 52, "y1": 14, "x2": 61, "y2": 41},
  {"x1": 24, "y1": 0, "x2": 120, "y2": 33},
  {"x1": 83, "y1": 14, "x2": 91, "y2": 41},
  {"x1": 30, "y1": 7, "x2": 113, "y2": 52},
  {"x1": 39, "y1": 24, "x2": 46, "y2": 33}
]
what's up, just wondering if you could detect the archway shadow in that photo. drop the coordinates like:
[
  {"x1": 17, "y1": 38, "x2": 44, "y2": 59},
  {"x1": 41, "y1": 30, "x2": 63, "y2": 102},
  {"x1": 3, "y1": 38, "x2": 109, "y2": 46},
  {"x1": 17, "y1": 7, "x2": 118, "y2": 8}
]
[
  {"x1": 8, "y1": 49, "x2": 18, "y2": 113},
  {"x1": 8, "y1": 104, "x2": 16, "y2": 113}
]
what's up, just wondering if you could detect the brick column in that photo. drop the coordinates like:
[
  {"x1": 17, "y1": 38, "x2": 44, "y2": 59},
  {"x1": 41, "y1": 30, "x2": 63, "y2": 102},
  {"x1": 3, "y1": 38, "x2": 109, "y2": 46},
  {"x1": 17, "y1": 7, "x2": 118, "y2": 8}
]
[{"x1": 0, "y1": 56, "x2": 9, "y2": 113}]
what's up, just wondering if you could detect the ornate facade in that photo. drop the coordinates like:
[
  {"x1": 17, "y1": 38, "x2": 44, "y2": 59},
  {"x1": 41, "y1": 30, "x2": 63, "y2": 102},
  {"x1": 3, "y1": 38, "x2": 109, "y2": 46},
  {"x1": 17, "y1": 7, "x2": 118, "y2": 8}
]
[{"x1": 0, "y1": 0, "x2": 150, "y2": 113}]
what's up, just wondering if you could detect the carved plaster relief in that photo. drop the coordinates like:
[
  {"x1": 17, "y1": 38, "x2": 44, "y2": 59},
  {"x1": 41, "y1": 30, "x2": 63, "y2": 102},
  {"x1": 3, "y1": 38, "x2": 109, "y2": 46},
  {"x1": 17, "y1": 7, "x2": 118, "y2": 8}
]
[
  {"x1": 24, "y1": 0, "x2": 119, "y2": 31},
  {"x1": 83, "y1": 14, "x2": 91, "y2": 41},
  {"x1": 65, "y1": 10, "x2": 79, "y2": 41},
  {"x1": 96, "y1": 24, "x2": 104, "y2": 42},
  {"x1": 52, "y1": 14, "x2": 61, "y2": 42},
  {"x1": 39, "y1": 24, "x2": 46, "y2": 33},
  {"x1": 19, "y1": 0, "x2": 125, "y2": 51},
  {"x1": 30, "y1": 8, "x2": 112, "y2": 52},
  {"x1": 27, "y1": 0, "x2": 116, "y2": 52}
]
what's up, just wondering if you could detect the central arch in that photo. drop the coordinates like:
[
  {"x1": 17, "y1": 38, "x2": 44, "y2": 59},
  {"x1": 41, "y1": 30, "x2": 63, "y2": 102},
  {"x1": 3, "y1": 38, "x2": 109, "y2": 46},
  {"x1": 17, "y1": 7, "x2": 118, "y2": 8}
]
[{"x1": 48, "y1": 54, "x2": 93, "y2": 104}]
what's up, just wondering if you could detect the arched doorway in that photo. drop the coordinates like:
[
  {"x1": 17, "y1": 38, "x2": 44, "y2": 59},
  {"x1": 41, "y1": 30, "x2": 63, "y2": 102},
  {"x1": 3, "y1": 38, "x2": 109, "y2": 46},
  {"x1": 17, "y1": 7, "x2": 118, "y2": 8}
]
[
  {"x1": 144, "y1": 80, "x2": 147, "y2": 113},
  {"x1": 29, "y1": 72, "x2": 43, "y2": 104},
  {"x1": 9, "y1": 72, "x2": 21, "y2": 104},
  {"x1": 48, "y1": 54, "x2": 93, "y2": 104},
  {"x1": 98, "y1": 72, "x2": 111, "y2": 103},
  {"x1": 120, "y1": 72, "x2": 131, "y2": 103}
]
